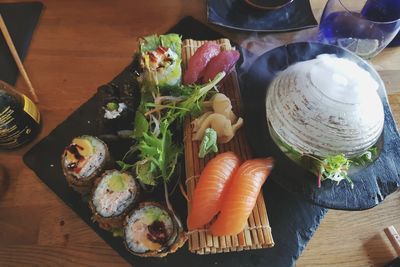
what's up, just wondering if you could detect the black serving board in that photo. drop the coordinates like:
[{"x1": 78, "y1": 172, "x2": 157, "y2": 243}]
[
  {"x1": 23, "y1": 17, "x2": 327, "y2": 267},
  {"x1": 239, "y1": 42, "x2": 400, "y2": 211},
  {"x1": 207, "y1": 0, "x2": 317, "y2": 32},
  {"x1": 0, "y1": 1, "x2": 44, "y2": 85}
]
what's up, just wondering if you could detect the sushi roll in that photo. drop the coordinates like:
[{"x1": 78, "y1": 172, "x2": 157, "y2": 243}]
[
  {"x1": 139, "y1": 34, "x2": 182, "y2": 94},
  {"x1": 124, "y1": 202, "x2": 187, "y2": 257},
  {"x1": 89, "y1": 170, "x2": 139, "y2": 230},
  {"x1": 96, "y1": 66, "x2": 140, "y2": 139},
  {"x1": 62, "y1": 135, "x2": 111, "y2": 194}
]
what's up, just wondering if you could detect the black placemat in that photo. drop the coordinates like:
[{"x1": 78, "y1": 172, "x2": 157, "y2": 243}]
[
  {"x1": 207, "y1": 0, "x2": 317, "y2": 32},
  {"x1": 239, "y1": 42, "x2": 400, "y2": 210},
  {"x1": 23, "y1": 16, "x2": 327, "y2": 267},
  {"x1": 0, "y1": 1, "x2": 43, "y2": 85}
]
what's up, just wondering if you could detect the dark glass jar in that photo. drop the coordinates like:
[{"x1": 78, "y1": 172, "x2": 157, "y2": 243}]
[{"x1": 0, "y1": 80, "x2": 41, "y2": 150}]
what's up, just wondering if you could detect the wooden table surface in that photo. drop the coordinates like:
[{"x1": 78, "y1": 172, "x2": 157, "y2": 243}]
[{"x1": 1, "y1": 0, "x2": 400, "y2": 266}]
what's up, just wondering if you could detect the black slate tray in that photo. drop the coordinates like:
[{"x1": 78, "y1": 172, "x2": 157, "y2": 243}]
[
  {"x1": 23, "y1": 17, "x2": 327, "y2": 267},
  {"x1": 239, "y1": 42, "x2": 400, "y2": 211},
  {"x1": 207, "y1": 0, "x2": 317, "y2": 32},
  {"x1": 0, "y1": 1, "x2": 43, "y2": 85}
]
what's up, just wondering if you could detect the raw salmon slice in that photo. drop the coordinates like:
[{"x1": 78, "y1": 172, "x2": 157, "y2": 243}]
[
  {"x1": 209, "y1": 157, "x2": 274, "y2": 236},
  {"x1": 183, "y1": 42, "x2": 220, "y2": 85},
  {"x1": 187, "y1": 152, "x2": 240, "y2": 230}
]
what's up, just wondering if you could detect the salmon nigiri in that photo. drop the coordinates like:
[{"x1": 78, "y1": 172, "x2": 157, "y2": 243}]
[
  {"x1": 209, "y1": 157, "x2": 274, "y2": 236},
  {"x1": 187, "y1": 152, "x2": 240, "y2": 230}
]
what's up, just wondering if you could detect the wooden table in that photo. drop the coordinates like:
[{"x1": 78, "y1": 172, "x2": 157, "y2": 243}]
[{"x1": 0, "y1": 0, "x2": 399, "y2": 266}]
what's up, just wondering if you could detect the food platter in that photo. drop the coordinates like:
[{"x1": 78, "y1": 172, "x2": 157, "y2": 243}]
[
  {"x1": 239, "y1": 42, "x2": 400, "y2": 210},
  {"x1": 23, "y1": 17, "x2": 328, "y2": 267}
]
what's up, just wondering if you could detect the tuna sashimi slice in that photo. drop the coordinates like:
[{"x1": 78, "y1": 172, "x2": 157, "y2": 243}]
[
  {"x1": 187, "y1": 152, "x2": 240, "y2": 230},
  {"x1": 209, "y1": 157, "x2": 274, "y2": 236},
  {"x1": 202, "y1": 50, "x2": 240, "y2": 83},
  {"x1": 183, "y1": 42, "x2": 220, "y2": 85}
]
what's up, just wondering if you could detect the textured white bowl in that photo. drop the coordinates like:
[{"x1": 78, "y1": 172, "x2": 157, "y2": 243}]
[{"x1": 266, "y1": 54, "x2": 384, "y2": 158}]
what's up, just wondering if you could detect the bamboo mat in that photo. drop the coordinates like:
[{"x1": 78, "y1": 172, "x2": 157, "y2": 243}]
[{"x1": 182, "y1": 38, "x2": 274, "y2": 255}]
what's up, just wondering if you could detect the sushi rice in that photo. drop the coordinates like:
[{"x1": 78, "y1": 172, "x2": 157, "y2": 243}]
[{"x1": 90, "y1": 170, "x2": 140, "y2": 230}]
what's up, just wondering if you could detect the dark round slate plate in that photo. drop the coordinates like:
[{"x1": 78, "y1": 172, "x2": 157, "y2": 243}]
[
  {"x1": 239, "y1": 42, "x2": 400, "y2": 210},
  {"x1": 207, "y1": 0, "x2": 317, "y2": 32}
]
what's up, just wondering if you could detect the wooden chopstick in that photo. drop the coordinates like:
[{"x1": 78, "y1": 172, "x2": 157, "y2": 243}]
[
  {"x1": 0, "y1": 14, "x2": 39, "y2": 103},
  {"x1": 385, "y1": 225, "x2": 400, "y2": 256}
]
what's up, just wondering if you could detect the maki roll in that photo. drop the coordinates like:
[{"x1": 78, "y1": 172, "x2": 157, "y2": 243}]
[
  {"x1": 62, "y1": 135, "x2": 111, "y2": 194},
  {"x1": 124, "y1": 202, "x2": 187, "y2": 257},
  {"x1": 139, "y1": 33, "x2": 182, "y2": 94},
  {"x1": 97, "y1": 59, "x2": 141, "y2": 139},
  {"x1": 90, "y1": 170, "x2": 139, "y2": 230},
  {"x1": 99, "y1": 95, "x2": 132, "y2": 139}
]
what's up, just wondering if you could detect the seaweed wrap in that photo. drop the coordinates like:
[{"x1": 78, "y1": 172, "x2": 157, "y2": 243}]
[
  {"x1": 61, "y1": 135, "x2": 111, "y2": 194},
  {"x1": 97, "y1": 56, "x2": 141, "y2": 139},
  {"x1": 124, "y1": 202, "x2": 186, "y2": 257},
  {"x1": 139, "y1": 33, "x2": 182, "y2": 94},
  {"x1": 98, "y1": 88, "x2": 134, "y2": 139},
  {"x1": 90, "y1": 170, "x2": 140, "y2": 230}
]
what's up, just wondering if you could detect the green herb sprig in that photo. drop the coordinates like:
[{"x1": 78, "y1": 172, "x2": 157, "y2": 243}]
[{"x1": 120, "y1": 72, "x2": 225, "y2": 186}]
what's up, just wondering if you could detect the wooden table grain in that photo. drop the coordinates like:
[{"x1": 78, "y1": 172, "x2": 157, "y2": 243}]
[{"x1": 0, "y1": 0, "x2": 399, "y2": 266}]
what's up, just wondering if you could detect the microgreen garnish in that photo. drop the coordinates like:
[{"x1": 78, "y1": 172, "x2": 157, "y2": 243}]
[{"x1": 274, "y1": 134, "x2": 377, "y2": 188}]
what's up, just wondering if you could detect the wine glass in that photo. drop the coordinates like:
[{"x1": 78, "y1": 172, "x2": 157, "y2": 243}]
[{"x1": 318, "y1": 0, "x2": 400, "y2": 59}]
